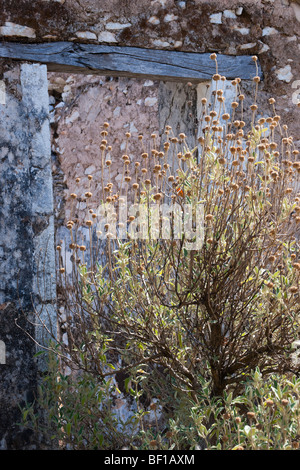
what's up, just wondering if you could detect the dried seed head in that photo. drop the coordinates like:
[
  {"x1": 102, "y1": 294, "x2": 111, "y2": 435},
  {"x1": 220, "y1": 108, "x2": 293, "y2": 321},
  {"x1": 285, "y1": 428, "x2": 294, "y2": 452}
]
[
  {"x1": 289, "y1": 286, "x2": 298, "y2": 293},
  {"x1": 265, "y1": 399, "x2": 274, "y2": 407},
  {"x1": 213, "y1": 73, "x2": 221, "y2": 81},
  {"x1": 222, "y1": 113, "x2": 230, "y2": 120}
]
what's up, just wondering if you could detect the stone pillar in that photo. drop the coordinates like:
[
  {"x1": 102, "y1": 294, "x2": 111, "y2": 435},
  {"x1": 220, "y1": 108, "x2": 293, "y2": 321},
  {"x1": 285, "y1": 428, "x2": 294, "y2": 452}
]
[{"x1": 0, "y1": 62, "x2": 56, "y2": 449}]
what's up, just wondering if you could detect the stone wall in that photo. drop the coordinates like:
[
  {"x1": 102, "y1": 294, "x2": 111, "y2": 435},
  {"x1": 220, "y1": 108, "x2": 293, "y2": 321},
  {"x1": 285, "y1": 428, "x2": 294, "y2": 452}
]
[
  {"x1": 0, "y1": 0, "x2": 299, "y2": 449},
  {"x1": 0, "y1": 0, "x2": 299, "y2": 138},
  {"x1": 0, "y1": 62, "x2": 56, "y2": 449}
]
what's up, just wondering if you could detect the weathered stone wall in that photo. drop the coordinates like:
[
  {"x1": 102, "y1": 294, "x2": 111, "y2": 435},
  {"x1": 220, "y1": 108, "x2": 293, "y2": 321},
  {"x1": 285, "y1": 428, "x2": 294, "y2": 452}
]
[
  {"x1": 0, "y1": 0, "x2": 299, "y2": 137},
  {"x1": 1, "y1": 0, "x2": 300, "y2": 231},
  {"x1": 0, "y1": 0, "x2": 299, "y2": 449},
  {"x1": 0, "y1": 62, "x2": 56, "y2": 449}
]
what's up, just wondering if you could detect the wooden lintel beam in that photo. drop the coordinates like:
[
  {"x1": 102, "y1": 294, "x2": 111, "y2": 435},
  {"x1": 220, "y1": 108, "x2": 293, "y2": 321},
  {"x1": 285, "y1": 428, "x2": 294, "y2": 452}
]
[{"x1": 0, "y1": 42, "x2": 262, "y2": 82}]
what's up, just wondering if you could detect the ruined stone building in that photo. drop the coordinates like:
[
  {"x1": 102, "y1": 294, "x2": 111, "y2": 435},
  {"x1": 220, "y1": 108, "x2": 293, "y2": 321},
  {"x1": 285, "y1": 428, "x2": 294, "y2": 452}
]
[{"x1": 0, "y1": 0, "x2": 299, "y2": 449}]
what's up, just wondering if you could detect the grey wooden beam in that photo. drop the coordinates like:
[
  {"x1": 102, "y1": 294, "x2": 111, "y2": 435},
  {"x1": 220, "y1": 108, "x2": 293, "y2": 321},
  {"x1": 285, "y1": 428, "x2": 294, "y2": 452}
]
[{"x1": 0, "y1": 42, "x2": 262, "y2": 82}]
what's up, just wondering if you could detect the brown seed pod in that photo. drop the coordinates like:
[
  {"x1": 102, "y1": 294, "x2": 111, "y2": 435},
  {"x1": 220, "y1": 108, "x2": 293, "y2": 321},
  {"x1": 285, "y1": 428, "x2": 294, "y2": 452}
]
[
  {"x1": 289, "y1": 286, "x2": 298, "y2": 293},
  {"x1": 213, "y1": 73, "x2": 221, "y2": 81},
  {"x1": 149, "y1": 440, "x2": 157, "y2": 447}
]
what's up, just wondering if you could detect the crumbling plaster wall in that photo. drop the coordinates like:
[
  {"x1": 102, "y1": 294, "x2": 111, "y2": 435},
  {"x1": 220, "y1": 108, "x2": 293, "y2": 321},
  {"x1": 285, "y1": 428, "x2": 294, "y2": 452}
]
[
  {"x1": 1, "y1": 0, "x2": 300, "y2": 219},
  {"x1": 0, "y1": 0, "x2": 299, "y2": 130},
  {"x1": 1, "y1": 0, "x2": 299, "y2": 220}
]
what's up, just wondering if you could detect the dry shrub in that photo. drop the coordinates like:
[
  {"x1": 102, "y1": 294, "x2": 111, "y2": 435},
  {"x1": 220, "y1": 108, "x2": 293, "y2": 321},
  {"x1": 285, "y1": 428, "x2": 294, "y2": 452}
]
[{"x1": 40, "y1": 56, "x2": 300, "y2": 413}]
